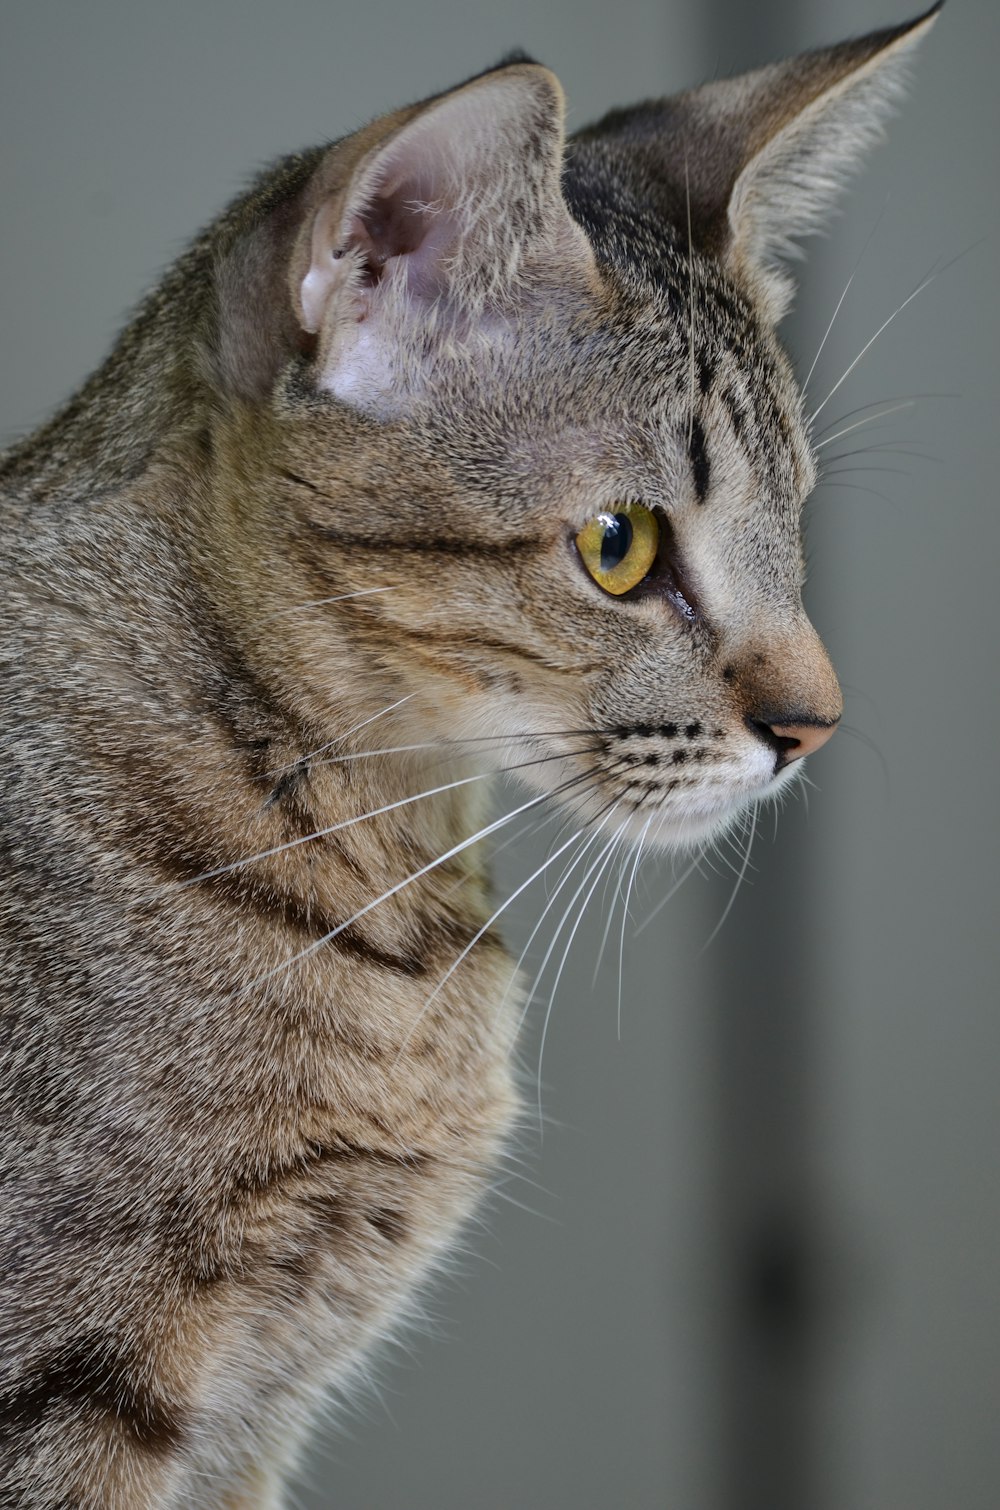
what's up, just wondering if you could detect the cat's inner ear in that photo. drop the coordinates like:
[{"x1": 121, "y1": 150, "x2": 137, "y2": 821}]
[
  {"x1": 298, "y1": 145, "x2": 461, "y2": 330},
  {"x1": 294, "y1": 64, "x2": 595, "y2": 404}
]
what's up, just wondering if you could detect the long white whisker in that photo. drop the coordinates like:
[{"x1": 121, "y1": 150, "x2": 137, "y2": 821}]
[
  {"x1": 438, "y1": 803, "x2": 565, "y2": 904},
  {"x1": 812, "y1": 401, "x2": 917, "y2": 451},
  {"x1": 814, "y1": 391, "x2": 956, "y2": 440},
  {"x1": 814, "y1": 478, "x2": 895, "y2": 506},
  {"x1": 699, "y1": 803, "x2": 758, "y2": 954},
  {"x1": 801, "y1": 199, "x2": 888, "y2": 399},
  {"x1": 634, "y1": 842, "x2": 710, "y2": 936},
  {"x1": 821, "y1": 463, "x2": 912, "y2": 481},
  {"x1": 522, "y1": 816, "x2": 625, "y2": 1034},
  {"x1": 260, "y1": 585, "x2": 400, "y2": 621},
  {"x1": 250, "y1": 772, "x2": 599, "y2": 991},
  {"x1": 393, "y1": 820, "x2": 596, "y2": 1068},
  {"x1": 173, "y1": 749, "x2": 592, "y2": 890},
  {"x1": 810, "y1": 267, "x2": 938, "y2": 425},
  {"x1": 536, "y1": 817, "x2": 629, "y2": 1133},
  {"x1": 685, "y1": 155, "x2": 696, "y2": 448},
  {"x1": 617, "y1": 814, "x2": 653, "y2": 1039},
  {"x1": 591, "y1": 814, "x2": 648, "y2": 990},
  {"x1": 503, "y1": 805, "x2": 624, "y2": 1029},
  {"x1": 812, "y1": 237, "x2": 988, "y2": 433},
  {"x1": 591, "y1": 843, "x2": 629, "y2": 991},
  {"x1": 180, "y1": 768, "x2": 494, "y2": 887},
  {"x1": 264, "y1": 691, "x2": 416, "y2": 781},
  {"x1": 304, "y1": 727, "x2": 601, "y2": 772}
]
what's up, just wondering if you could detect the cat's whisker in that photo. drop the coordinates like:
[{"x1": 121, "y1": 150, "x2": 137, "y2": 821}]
[
  {"x1": 258, "y1": 585, "x2": 402, "y2": 621},
  {"x1": 823, "y1": 442, "x2": 940, "y2": 465},
  {"x1": 802, "y1": 196, "x2": 888, "y2": 400},
  {"x1": 591, "y1": 814, "x2": 647, "y2": 991},
  {"x1": 590, "y1": 847, "x2": 627, "y2": 991},
  {"x1": 263, "y1": 691, "x2": 417, "y2": 782},
  {"x1": 836, "y1": 721, "x2": 892, "y2": 801},
  {"x1": 634, "y1": 843, "x2": 710, "y2": 936},
  {"x1": 170, "y1": 746, "x2": 601, "y2": 892},
  {"x1": 437, "y1": 803, "x2": 566, "y2": 904},
  {"x1": 821, "y1": 463, "x2": 913, "y2": 482},
  {"x1": 303, "y1": 726, "x2": 604, "y2": 773},
  {"x1": 616, "y1": 814, "x2": 654, "y2": 1039},
  {"x1": 506, "y1": 805, "x2": 622, "y2": 1028},
  {"x1": 520, "y1": 811, "x2": 627, "y2": 1032},
  {"x1": 393, "y1": 816, "x2": 600, "y2": 1070},
  {"x1": 814, "y1": 391, "x2": 956, "y2": 441},
  {"x1": 535, "y1": 815, "x2": 631, "y2": 1134},
  {"x1": 812, "y1": 401, "x2": 917, "y2": 450},
  {"x1": 684, "y1": 154, "x2": 697, "y2": 449},
  {"x1": 815, "y1": 478, "x2": 896, "y2": 506},
  {"x1": 699, "y1": 802, "x2": 759, "y2": 954},
  {"x1": 809, "y1": 253, "x2": 954, "y2": 425},
  {"x1": 249, "y1": 770, "x2": 602, "y2": 992},
  {"x1": 174, "y1": 767, "x2": 499, "y2": 888}
]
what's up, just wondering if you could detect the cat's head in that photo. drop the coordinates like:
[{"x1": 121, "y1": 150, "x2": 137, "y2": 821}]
[{"x1": 211, "y1": 7, "x2": 939, "y2": 850}]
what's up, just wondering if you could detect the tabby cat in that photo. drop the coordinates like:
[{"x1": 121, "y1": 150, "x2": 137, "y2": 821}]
[{"x1": 0, "y1": 7, "x2": 939, "y2": 1506}]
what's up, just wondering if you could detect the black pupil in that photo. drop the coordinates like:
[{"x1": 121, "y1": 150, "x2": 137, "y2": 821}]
[{"x1": 600, "y1": 512, "x2": 633, "y2": 572}]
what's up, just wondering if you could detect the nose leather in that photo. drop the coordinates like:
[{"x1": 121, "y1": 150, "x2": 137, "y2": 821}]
[{"x1": 767, "y1": 720, "x2": 839, "y2": 761}]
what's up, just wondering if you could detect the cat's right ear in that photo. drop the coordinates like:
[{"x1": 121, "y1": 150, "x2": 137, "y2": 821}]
[{"x1": 289, "y1": 63, "x2": 596, "y2": 411}]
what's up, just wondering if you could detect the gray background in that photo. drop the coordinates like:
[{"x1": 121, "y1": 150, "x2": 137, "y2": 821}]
[{"x1": 2, "y1": 2, "x2": 997, "y2": 1507}]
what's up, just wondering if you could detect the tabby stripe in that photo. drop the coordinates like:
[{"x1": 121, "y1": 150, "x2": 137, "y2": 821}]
[
  {"x1": 287, "y1": 472, "x2": 535, "y2": 557},
  {"x1": 187, "y1": 586, "x2": 325, "y2": 799},
  {"x1": 721, "y1": 385, "x2": 749, "y2": 443},
  {"x1": 229, "y1": 1137, "x2": 431, "y2": 1200},
  {"x1": 689, "y1": 416, "x2": 711, "y2": 504},
  {"x1": 309, "y1": 524, "x2": 538, "y2": 558},
  {"x1": 0, "y1": 1339, "x2": 186, "y2": 1454},
  {"x1": 377, "y1": 616, "x2": 581, "y2": 673},
  {"x1": 163, "y1": 847, "x2": 473, "y2": 977}
]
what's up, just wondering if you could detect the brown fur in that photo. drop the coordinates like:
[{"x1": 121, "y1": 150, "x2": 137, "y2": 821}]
[{"x1": 0, "y1": 13, "x2": 939, "y2": 1506}]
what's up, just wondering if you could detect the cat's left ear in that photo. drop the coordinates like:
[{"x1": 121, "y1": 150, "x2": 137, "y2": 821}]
[
  {"x1": 291, "y1": 62, "x2": 596, "y2": 408},
  {"x1": 574, "y1": 4, "x2": 941, "y2": 321}
]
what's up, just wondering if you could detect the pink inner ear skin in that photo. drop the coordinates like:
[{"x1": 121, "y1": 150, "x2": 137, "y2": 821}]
[{"x1": 351, "y1": 185, "x2": 458, "y2": 303}]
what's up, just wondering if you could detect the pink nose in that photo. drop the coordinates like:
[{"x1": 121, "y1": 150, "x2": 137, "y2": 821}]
[{"x1": 767, "y1": 720, "x2": 839, "y2": 762}]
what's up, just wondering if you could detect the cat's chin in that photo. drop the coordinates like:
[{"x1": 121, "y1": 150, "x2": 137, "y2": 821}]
[{"x1": 629, "y1": 762, "x2": 803, "y2": 854}]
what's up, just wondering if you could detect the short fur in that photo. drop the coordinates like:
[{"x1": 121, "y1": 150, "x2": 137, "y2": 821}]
[{"x1": 0, "y1": 10, "x2": 939, "y2": 1506}]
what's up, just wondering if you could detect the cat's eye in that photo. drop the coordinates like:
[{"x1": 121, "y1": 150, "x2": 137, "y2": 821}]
[{"x1": 575, "y1": 502, "x2": 660, "y2": 596}]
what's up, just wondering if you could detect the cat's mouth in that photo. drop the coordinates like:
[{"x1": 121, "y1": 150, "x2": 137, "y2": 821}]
[{"x1": 509, "y1": 729, "x2": 802, "y2": 853}]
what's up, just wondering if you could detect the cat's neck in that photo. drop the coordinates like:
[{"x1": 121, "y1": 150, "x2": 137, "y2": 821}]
[
  {"x1": 0, "y1": 244, "x2": 217, "y2": 498},
  {"x1": 1, "y1": 145, "x2": 327, "y2": 500}
]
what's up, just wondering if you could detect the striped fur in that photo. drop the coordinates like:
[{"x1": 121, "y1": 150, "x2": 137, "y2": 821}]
[{"x1": 0, "y1": 14, "x2": 937, "y2": 1507}]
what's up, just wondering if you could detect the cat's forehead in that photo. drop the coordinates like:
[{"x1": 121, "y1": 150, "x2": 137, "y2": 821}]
[{"x1": 417, "y1": 253, "x2": 813, "y2": 520}]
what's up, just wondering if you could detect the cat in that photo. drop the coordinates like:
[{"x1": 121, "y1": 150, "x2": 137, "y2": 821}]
[{"x1": 0, "y1": 7, "x2": 940, "y2": 1507}]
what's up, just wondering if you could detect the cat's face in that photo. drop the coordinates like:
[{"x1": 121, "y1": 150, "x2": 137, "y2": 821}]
[
  {"x1": 281, "y1": 238, "x2": 838, "y2": 851},
  {"x1": 229, "y1": 20, "x2": 934, "y2": 849}
]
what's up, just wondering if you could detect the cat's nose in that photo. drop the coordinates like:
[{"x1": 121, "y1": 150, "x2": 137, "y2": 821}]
[
  {"x1": 751, "y1": 716, "x2": 839, "y2": 764},
  {"x1": 729, "y1": 616, "x2": 843, "y2": 766}
]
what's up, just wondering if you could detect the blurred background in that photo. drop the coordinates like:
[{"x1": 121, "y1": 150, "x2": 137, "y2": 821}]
[{"x1": 2, "y1": 2, "x2": 997, "y2": 1507}]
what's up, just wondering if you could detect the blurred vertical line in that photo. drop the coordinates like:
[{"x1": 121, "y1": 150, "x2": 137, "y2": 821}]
[{"x1": 698, "y1": 2, "x2": 828, "y2": 1508}]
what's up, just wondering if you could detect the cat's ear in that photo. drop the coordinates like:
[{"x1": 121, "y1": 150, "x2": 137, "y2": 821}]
[
  {"x1": 290, "y1": 62, "x2": 596, "y2": 407},
  {"x1": 721, "y1": 5, "x2": 941, "y2": 316},
  {"x1": 574, "y1": 4, "x2": 941, "y2": 321}
]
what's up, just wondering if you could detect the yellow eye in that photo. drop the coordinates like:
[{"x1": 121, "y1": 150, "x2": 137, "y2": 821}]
[{"x1": 575, "y1": 502, "x2": 660, "y2": 596}]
